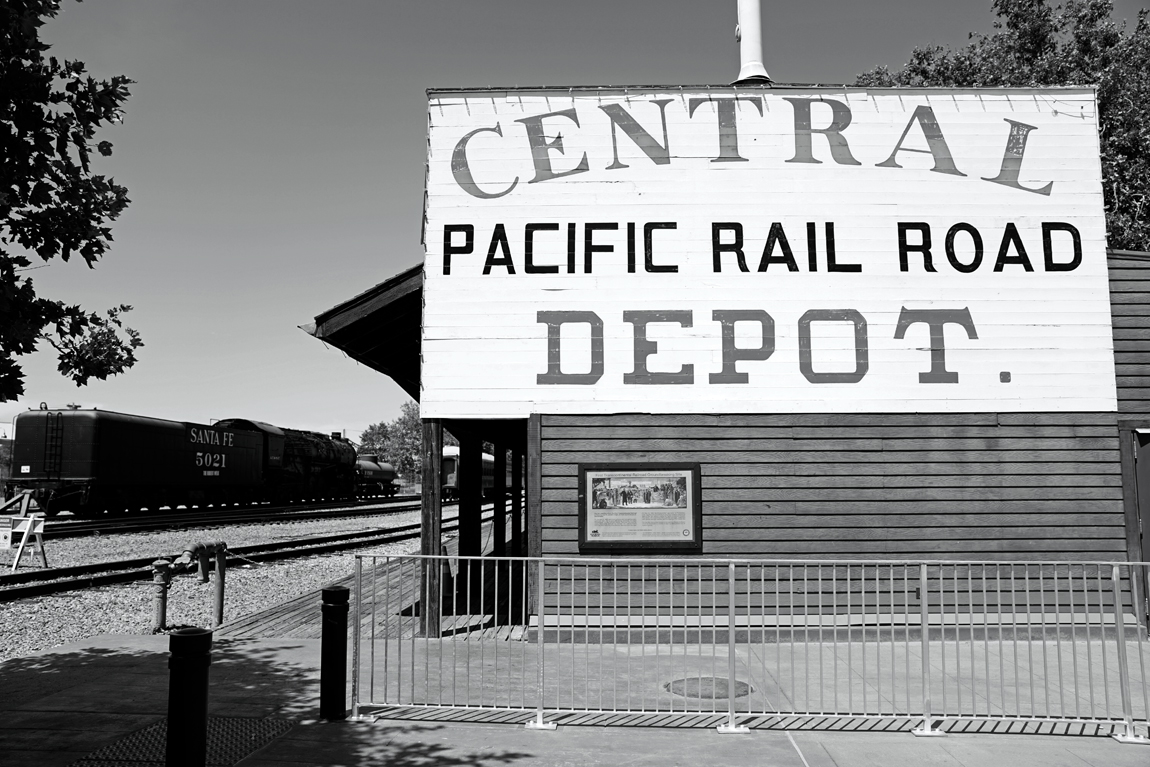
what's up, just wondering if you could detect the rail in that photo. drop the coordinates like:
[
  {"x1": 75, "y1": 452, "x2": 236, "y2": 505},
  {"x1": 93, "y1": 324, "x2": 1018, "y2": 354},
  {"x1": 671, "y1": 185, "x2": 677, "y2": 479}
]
[
  {"x1": 44, "y1": 495, "x2": 423, "y2": 539},
  {"x1": 352, "y1": 555, "x2": 1150, "y2": 743},
  {"x1": 0, "y1": 505, "x2": 498, "y2": 602}
]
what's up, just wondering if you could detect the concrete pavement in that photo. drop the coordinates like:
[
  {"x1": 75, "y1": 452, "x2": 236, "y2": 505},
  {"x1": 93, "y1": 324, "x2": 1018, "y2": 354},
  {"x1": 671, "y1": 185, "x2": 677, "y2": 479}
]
[
  {"x1": 0, "y1": 634, "x2": 1147, "y2": 767},
  {"x1": 241, "y1": 720, "x2": 1147, "y2": 767}
]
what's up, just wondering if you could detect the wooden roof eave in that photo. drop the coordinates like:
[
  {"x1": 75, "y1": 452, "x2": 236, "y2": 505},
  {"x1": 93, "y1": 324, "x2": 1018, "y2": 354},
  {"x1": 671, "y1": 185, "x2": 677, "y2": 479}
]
[{"x1": 306, "y1": 262, "x2": 424, "y2": 401}]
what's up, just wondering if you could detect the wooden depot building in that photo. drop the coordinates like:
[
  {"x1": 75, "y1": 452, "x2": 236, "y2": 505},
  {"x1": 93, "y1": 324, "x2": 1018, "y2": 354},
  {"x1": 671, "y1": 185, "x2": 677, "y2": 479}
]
[{"x1": 310, "y1": 86, "x2": 1150, "y2": 608}]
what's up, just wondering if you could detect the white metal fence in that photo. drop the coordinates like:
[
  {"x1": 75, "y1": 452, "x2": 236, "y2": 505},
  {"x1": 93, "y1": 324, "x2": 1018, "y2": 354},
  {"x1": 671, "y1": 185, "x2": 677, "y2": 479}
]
[{"x1": 351, "y1": 555, "x2": 1150, "y2": 741}]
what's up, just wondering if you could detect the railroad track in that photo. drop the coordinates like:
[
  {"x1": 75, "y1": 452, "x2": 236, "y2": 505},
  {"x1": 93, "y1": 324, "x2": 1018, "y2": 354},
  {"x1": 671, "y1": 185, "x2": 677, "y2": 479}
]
[
  {"x1": 41, "y1": 495, "x2": 425, "y2": 539},
  {"x1": 0, "y1": 507, "x2": 493, "y2": 602}
]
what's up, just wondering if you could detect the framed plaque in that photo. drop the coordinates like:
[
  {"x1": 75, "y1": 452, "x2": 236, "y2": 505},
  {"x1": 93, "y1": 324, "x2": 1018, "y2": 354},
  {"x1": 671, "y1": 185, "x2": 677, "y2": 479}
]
[{"x1": 577, "y1": 463, "x2": 701, "y2": 553}]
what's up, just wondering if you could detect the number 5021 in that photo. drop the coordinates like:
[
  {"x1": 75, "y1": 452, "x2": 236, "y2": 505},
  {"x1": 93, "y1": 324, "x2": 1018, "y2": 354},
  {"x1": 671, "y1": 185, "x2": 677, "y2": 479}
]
[{"x1": 195, "y1": 452, "x2": 226, "y2": 468}]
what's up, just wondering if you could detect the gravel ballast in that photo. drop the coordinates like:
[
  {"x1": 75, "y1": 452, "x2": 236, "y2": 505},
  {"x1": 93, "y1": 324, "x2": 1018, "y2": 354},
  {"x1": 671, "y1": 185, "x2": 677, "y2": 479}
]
[
  {"x1": 0, "y1": 506, "x2": 457, "y2": 570},
  {"x1": 0, "y1": 510, "x2": 467, "y2": 663}
]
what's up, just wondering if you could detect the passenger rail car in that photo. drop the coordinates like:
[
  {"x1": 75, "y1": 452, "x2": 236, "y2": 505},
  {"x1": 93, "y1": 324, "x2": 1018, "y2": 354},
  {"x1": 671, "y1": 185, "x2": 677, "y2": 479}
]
[
  {"x1": 440, "y1": 445, "x2": 513, "y2": 501},
  {"x1": 4, "y1": 408, "x2": 357, "y2": 516}
]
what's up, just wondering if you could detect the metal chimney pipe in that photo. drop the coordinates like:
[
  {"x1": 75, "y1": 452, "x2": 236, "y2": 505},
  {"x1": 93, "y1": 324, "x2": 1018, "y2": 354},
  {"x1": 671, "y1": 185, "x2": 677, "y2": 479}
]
[{"x1": 734, "y1": 0, "x2": 772, "y2": 83}]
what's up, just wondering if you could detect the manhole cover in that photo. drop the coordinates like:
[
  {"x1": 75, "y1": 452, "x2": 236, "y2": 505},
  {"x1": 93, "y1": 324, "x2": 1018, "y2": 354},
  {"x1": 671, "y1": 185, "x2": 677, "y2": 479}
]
[{"x1": 663, "y1": 676, "x2": 752, "y2": 699}]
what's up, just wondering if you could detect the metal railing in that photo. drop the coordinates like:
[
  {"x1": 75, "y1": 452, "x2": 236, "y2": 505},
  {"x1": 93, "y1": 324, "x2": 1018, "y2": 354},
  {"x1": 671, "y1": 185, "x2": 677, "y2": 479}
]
[{"x1": 351, "y1": 554, "x2": 1150, "y2": 742}]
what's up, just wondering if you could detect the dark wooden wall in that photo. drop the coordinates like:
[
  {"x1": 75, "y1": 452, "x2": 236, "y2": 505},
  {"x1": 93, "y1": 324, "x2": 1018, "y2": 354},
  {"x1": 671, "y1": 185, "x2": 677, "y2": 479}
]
[
  {"x1": 1109, "y1": 251, "x2": 1150, "y2": 416},
  {"x1": 539, "y1": 413, "x2": 1124, "y2": 561},
  {"x1": 533, "y1": 253, "x2": 1150, "y2": 563},
  {"x1": 1109, "y1": 251, "x2": 1150, "y2": 569}
]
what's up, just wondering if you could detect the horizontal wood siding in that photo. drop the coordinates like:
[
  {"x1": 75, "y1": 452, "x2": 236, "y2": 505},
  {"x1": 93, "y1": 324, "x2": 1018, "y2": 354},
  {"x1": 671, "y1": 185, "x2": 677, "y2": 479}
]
[
  {"x1": 533, "y1": 254, "x2": 1144, "y2": 563},
  {"x1": 1109, "y1": 255, "x2": 1150, "y2": 414},
  {"x1": 540, "y1": 413, "x2": 1123, "y2": 561}
]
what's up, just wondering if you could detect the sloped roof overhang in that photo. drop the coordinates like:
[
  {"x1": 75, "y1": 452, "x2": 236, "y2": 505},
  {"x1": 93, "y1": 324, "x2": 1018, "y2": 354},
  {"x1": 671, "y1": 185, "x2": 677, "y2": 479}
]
[{"x1": 306, "y1": 263, "x2": 423, "y2": 401}]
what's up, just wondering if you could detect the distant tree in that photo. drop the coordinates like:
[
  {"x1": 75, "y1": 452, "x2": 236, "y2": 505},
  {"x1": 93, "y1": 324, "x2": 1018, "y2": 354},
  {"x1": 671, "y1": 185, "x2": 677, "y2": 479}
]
[
  {"x1": 1, "y1": 0, "x2": 143, "y2": 401},
  {"x1": 0, "y1": 438, "x2": 11, "y2": 486},
  {"x1": 362, "y1": 401, "x2": 471, "y2": 484},
  {"x1": 855, "y1": 0, "x2": 1150, "y2": 250},
  {"x1": 384, "y1": 401, "x2": 423, "y2": 482},
  {"x1": 356, "y1": 421, "x2": 389, "y2": 455}
]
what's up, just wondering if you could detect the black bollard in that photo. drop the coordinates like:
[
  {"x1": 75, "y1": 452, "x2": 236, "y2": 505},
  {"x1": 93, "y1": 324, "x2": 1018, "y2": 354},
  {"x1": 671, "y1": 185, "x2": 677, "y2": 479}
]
[
  {"x1": 166, "y1": 627, "x2": 213, "y2": 767},
  {"x1": 320, "y1": 585, "x2": 350, "y2": 720}
]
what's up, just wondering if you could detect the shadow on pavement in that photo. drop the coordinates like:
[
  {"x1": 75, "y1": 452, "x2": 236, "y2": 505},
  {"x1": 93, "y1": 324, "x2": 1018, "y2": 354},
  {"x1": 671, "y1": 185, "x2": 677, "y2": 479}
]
[
  {"x1": 242, "y1": 720, "x2": 535, "y2": 767},
  {"x1": 0, "y1": 636, "x2": 538, "y2": 767}
]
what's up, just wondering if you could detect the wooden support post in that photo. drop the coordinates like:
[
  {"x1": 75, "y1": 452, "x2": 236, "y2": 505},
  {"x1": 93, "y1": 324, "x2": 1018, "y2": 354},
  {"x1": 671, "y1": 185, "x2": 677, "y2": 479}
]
[
  {"x1": 527, "y1": 415, "x2": 542, "y2": 559},
  {"x1": 526, "y1": 414, "x2": 542, "y2": 615},
  {"x1": 458, "y1": 432, "x2": 482, "y2": 558},
  {"x1": 511, "y1": 443, "x2": 524, "y2": 557},
  {"x1": 493, "y1": 441, "x2": 507, "y2": 555},
  {"x1": 420, "y1": 419, "x2": 443, "y2": 638}
]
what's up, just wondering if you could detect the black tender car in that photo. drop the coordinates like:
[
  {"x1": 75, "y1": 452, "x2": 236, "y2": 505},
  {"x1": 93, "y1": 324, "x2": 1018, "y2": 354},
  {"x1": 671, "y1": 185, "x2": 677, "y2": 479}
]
[{"x1": 5, "y1": 408, "x2": 356, "y2": 515}]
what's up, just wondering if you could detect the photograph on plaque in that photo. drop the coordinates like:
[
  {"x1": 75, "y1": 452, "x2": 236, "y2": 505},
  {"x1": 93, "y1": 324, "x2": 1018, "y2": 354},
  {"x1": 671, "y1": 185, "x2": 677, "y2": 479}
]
[{"x1": 577, "y1": 463, "x2": 701, "y2": 552}]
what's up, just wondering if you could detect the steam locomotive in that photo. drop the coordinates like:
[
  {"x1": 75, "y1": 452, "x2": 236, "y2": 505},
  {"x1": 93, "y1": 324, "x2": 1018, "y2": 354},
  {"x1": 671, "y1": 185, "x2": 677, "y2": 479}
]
[{"x1": 3, "y1": 407, "x2": 397, "y2": 516}]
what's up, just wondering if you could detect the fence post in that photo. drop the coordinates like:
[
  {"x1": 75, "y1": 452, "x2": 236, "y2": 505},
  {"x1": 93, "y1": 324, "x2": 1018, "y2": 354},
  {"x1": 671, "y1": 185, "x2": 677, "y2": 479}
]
[
  {"x1": 420, "y1": 419, "x2": 442, "y2": 638},
  {"x1": 912, "y1": 563, "x2": 945, "y2": 737},
  {"x1": 1110, "y1": 564, "x2": 1150, "y2": 744},
  {"x1": 166, "y1": 627, "x2": 212, "y2": 767},
  {"x1": 719, "y1": 561, "x2": 750, "y2": 734},
  {"x1": 525, "y1": 558, "x2": 555, "y2": 730},
  {"x1": 321, "y1": 585, "x2": 350, "y2": 721}
]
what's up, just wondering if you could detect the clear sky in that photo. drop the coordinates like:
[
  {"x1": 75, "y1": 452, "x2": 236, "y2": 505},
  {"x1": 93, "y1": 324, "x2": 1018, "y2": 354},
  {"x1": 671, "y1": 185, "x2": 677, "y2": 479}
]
[{"x1": 2, "y1": 0, "x2": 1144, "y2": 440}]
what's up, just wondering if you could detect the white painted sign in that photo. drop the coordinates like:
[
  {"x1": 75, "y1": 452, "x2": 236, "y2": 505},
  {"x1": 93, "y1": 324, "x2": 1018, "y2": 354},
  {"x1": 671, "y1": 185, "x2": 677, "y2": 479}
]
[{"x1": 421, "y1": 87, "x2": 1114, "y2": 417}]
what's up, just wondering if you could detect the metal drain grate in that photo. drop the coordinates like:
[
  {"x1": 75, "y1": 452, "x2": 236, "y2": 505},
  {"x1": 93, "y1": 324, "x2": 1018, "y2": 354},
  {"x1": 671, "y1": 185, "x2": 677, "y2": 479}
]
[
  {"x1": 663, "y1": 676, "x2": 752, "y2": 699},
  {"x1": 70, "y1": 717, "x2": 295, "y2": 767}
]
